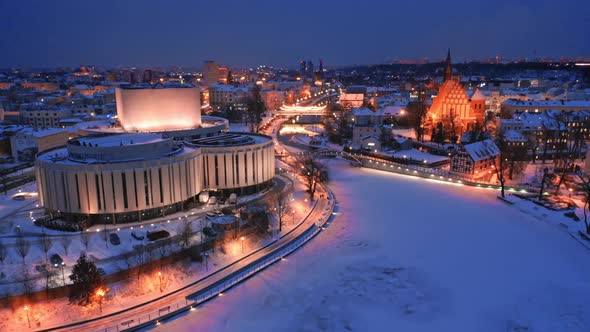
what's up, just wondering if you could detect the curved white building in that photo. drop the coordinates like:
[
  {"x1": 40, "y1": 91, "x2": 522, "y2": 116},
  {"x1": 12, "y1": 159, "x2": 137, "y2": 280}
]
[{"x1": 35, "y1": 85, "x2": 274, "y2": 225}]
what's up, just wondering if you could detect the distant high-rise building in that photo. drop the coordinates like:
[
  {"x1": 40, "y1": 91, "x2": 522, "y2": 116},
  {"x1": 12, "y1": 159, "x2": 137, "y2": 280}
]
[
  {"x1": 218, "y1": 67, "x2": 229, "y2": 84},
  {"x1": 299, "y1": 60, "x2": 307, "y2": 77},
  {"x1": 307, "y1": 61, "x2": 314, "y2": 76},
  {"x1": 143, "y1": 69, "x2": 153, "y2": 84},
  {"x1": 203, "y1": 61, "x2": 221, "y2": 86}
]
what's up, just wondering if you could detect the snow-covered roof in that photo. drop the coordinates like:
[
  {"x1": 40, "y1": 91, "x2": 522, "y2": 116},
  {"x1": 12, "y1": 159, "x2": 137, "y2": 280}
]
[
  {"x1": 463, "y1": 139, "x2": 500, "y2": 161},
  {"x1": 503, "y1": 99, "x2": 590, "y2": 108},
  {"x1": 377, "y1": 105, "x2": 404, "y2": 116},
  {"x1": 352, "y1": 107, "x2": 374, "y2": 116},
  {"x1": 14, "y1": 127, "x2": 69, "y2": 138},
  {"x1": 503, "y1": 130, "x2": 528, "y2": 142}
]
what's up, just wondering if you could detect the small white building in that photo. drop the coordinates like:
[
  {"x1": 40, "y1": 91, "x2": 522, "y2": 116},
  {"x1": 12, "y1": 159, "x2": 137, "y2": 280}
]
[
  {"x1": 352, "y1": 126, "x2": 382, "y2": 151},
  {"x1": 10, "y1": 127, "x2": 69, "y2": 161}
]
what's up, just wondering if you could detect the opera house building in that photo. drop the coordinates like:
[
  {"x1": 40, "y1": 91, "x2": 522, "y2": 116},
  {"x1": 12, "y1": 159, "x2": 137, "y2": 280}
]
[{"x1": 35, "y1": 84, "x2": 274, "y2": 224}]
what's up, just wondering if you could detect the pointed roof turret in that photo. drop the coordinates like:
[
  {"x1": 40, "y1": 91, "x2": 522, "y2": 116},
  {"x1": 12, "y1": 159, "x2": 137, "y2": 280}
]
[{"x1": 444, "y1": 48, "x2": 453, "y2": 82}]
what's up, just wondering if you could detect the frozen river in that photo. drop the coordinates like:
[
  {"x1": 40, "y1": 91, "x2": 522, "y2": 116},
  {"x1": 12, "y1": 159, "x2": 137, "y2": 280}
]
[{"x1": 160, "y1": 160, "x2": 590, "y2": 331}]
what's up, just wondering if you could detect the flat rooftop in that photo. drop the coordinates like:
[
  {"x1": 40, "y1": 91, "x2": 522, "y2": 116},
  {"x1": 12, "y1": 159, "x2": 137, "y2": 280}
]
[
  {"x1": 191, "y1": 133, "x2": 270, "y2": 147},
  {"x1": 71, "y1": 133, "x2": 165, "y2": 148}
]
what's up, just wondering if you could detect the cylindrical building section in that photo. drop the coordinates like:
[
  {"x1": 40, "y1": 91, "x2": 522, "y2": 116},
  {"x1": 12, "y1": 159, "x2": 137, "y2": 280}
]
[
  {"x1": 36, "y1": 134, "x2": 203, "y2": 224},
  {"x1": 35, "y1": 132, "x2": 274, "y2": 225},
  {"x1": 190, "y1": 133, "x2": 275, "y2": 195}
]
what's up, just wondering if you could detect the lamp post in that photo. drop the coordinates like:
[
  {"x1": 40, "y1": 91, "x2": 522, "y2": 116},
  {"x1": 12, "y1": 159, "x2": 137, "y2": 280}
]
[
  {"x1": 240, "y1": 237, "x2": 245, "y2": 253},
  {"x1": 157, "y1": 271, "x2": 162, "y2": 292},
  {"x1": 24, "y1": 305, "x2": 30, "y2": 328},
  {"x1": 203, "y1": 253, "x2": 209, "y2": 272},
  {"x1": 96, "y1": 288, "x2": 105, "y2": 313}
]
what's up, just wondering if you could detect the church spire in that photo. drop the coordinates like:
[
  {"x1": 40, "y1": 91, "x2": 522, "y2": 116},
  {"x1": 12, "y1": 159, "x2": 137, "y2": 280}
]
[{"x1": 444, "y1": 48, "x2": 453, "y2": 81}]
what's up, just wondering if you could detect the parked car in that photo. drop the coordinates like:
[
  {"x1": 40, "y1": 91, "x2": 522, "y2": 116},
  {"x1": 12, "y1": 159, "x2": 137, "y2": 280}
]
[
  {"x1": 131, "y1": 230, "x2": 145, "y2": 240},
  {"x1": 50, "y1": 254, "x2": 63, "y2": 266},
  {"x1": 109, "y1": 233, "x2": 121, "y2": 245},
  {"x1": 97, "y1": 268, "x2": 106, "y2": 276},
  {"x1": 208, "y1": 196, "x2": 217, "y2": 205},
  {"x1": 12, "y1": 195, "x2": 25, "y2": 201},
  {"x1": 147, "y1": 230, "x2": 170, "y2": 241}
]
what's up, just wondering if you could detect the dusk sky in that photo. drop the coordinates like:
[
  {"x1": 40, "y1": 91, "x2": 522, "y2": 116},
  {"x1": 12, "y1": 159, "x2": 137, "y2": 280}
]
[{"x1": 0, "y1": 0, "x2": 588, "y2": 69}]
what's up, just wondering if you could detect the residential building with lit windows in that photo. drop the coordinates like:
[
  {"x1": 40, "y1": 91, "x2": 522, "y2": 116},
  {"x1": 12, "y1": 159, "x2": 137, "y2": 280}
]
[{"x1": 450, "y1": 139, "x2": 499, "y2": 179}]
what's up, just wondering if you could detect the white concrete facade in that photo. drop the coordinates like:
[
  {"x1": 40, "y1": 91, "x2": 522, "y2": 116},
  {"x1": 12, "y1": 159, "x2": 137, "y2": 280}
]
[{"x1": 35, "y1": 133, "x2": 274, "y2": 223}]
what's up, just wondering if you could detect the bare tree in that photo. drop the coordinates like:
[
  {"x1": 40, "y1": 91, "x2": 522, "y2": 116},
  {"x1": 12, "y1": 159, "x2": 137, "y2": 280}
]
[
  {"x1": 0, "y1": 241, "x2": 6, "y2": 265},
  {"x1": 177, "y1": 220, "x2": 193, "y2": 249},
  {"x1": 245, "y1": 85, "x2": 266, "y2": 133},
  {"x1": 123, "y1": 251, "x2": 133, "y2": 279},
  {"x1": 80, "y1": 230, "x2": 91, "y2": 250},
  {"x1": 274, "y1": 190, "x2": 291, "y2": 233},
  {"x1": 16, "y1": 234, "x2": 30, "y2": 264},
  {"x1": 576, "y1": 170, "x2": 590, "y2": 234},
  {"x1": 133, "y1": 244, "x2": 146, "y2": 280},
  {"x1": 296, "y1": 154, "x2": 328, "y2": 200},
  {"x1": 60, "y1": 236, "x2": 72, "y2": 256},
  {"x1": 407, "y1": 86, "x2": 429, "y2": 142},
  {"x1": 21, "y1": 266, "x2": 36, "y2": 295},
  {"x1": 102, "y1": 225, "x2": 109, "y2": 248},
  {"x1": 494, "y1": 136, "x2": 507, "y2": 198},
  {"x1": 445, "y1": 108, "x2": 458, "y2": 143},
  {"x1": 40, "y1": 231, "x2": 52, "y2": 262},
  {"x1": 554, "y1": 116, "x2": 584, "y2": 195},
  {"x1": 42, "y1": 266, "x2": 59, "y2": 298}
]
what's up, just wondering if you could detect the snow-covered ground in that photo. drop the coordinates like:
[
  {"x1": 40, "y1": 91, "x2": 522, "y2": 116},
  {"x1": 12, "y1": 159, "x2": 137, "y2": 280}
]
[{"x1": 161, "y1": 160, "x2": 590, "y2": 332}]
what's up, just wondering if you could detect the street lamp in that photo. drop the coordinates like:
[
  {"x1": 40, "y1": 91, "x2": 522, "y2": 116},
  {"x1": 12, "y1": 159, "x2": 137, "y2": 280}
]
[
  {"x1": 54, "y1": 262, "x2": 65, "y2": 286},
  {"x1": 157, "y1": 271, "x2": 163, "y2": 292},
  {"x1": 96, "y1": 288, "x2": 105, "y2": 313},
  {"x1": 240, "y1": 236, "x2": 245, "y2": 253},
  {"x1": 24, "y1": 305, "x2": 30, "y2": 328}
]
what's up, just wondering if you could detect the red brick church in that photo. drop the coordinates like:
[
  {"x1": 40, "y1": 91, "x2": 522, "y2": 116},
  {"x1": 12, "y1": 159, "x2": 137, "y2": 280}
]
[{"x1": 429, "y1": 50, "x2": 485, "y2": 139}]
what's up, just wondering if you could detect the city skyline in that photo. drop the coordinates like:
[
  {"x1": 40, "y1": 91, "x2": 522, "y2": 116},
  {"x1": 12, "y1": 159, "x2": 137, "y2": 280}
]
[{"x1": 1, "y1": 0, "x2": 589, "y2": 69}]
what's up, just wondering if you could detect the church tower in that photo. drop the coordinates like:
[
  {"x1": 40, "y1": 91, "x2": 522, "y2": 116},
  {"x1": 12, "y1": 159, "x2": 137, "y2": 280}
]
[{"x1": 444, "y1": 48, "x2": 453, "y2": 82}]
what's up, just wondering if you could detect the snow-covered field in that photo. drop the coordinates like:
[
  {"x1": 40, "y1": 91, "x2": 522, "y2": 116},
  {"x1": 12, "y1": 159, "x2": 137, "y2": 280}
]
[{"x1": 161, "y1": 160, "x2": 590, "y2": 332}]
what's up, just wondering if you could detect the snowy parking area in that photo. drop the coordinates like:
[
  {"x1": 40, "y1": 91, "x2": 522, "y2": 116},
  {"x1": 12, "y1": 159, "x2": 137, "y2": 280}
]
[{"x1": 162, "y1": 160, "x2": 590, "y2": 332}]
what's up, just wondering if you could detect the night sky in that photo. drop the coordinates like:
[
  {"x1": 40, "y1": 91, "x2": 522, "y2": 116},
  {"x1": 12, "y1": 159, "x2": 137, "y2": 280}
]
[{"x1": 0, "y1": 0, "x2": 588, "y2": 69}]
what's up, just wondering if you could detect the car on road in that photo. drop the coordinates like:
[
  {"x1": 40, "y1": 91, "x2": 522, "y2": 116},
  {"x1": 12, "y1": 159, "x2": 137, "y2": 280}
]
[
  {"x1": 12, "y1": 195, "x2": 25, "y2": 201},
  {"x1": 50, "y1": 254, "x2": 63, "y2": 266},
  {"x1": 109, "y1": 233, "x2": 121, "y2": 245}
]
